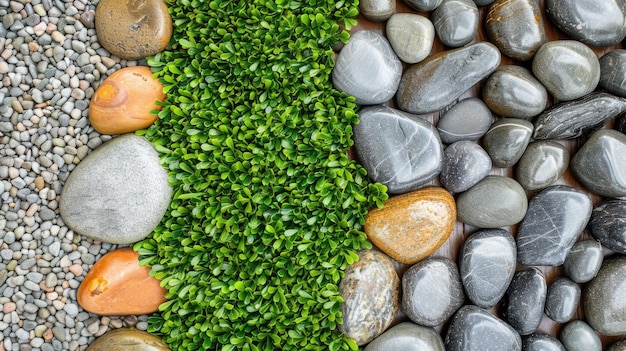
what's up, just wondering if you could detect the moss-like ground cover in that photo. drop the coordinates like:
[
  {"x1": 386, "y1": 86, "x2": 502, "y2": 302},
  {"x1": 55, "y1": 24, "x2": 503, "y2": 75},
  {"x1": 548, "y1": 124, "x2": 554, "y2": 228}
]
[{"x1": 133, "y1": 0, "x2": 388, "y2": 350}]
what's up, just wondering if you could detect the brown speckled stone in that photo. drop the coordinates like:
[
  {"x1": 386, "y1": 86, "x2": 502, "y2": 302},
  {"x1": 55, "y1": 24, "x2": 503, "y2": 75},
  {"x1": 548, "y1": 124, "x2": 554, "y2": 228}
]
[{"x1": 86, "y1": 328, "x2": 170, "y2": 351}]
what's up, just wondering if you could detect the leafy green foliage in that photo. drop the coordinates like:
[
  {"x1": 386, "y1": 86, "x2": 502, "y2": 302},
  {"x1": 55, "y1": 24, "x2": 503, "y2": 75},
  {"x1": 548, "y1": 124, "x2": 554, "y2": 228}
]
[{"x1": 134, "y1": 1, "x2": 387, "y2": 350}]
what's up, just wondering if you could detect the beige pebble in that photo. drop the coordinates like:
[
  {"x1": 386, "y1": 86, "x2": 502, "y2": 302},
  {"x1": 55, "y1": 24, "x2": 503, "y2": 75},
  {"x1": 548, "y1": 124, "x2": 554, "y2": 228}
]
[
  {"x1": 3, "y1": 302, "x2": 16, "y2": 313},
  {"x1": 43, "y1": 329, "x2": 53, "y2": 341},
  {"x1": 69, "y1": 264, "x2": 83, "y2": 276},
  {"x1": 26, "y1": 203, "x2": 39, "y2": 217},
  {"x1": 34, "y1": 176, "x2": 45, "y2": 190},
  {"x1": 51, "y1": 31, "x2": 65, "y2": 43}
]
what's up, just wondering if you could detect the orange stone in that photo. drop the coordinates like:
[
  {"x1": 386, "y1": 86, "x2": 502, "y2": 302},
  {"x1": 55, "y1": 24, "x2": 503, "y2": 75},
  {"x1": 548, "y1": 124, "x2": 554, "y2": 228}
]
[
  {"x1": 77, "y1": 247, "x2": 167, "y2": 315},
  {"x1": 364, "y1": 187, "x2": 456, "y2": 265},
  {"x1": 88, "y1": 66, "x2": 165, "y2": 135}
]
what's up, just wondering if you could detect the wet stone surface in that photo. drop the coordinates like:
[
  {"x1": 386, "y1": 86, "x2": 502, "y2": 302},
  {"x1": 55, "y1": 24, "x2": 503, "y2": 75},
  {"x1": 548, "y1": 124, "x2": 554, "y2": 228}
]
[
  {"x1": 439, "y1": 141, "x2": 491, "y2": 193},
  {"x1": 544, "y1": 277, "x2": 581, "y2": 324},
  {"x1": 590, "y1": 199, "x2": 626, "y2": 254},
  {"x1": 559, "y1": 320, "x2": 602, "y2": 351},
  {"x1": 436, "y1": 98, "x2": 493, "y2": 144},
  {"x1": 445, "y1": 305, "x2": 522, "y2": 351},
  {"x1": 363, "y1": 322, "x2": 445, "y2": 351},
  {"x1": 482, "y1": 65, "x2": 548, "y2": 118},
  {"x1": 516, "y1": 141, "x2": 569, "y2": 191},
  {"x1": 600, "y1": 49, "x2": 626, "y2": 97},
  {"x1": 584, "y1": 256, "x2": 626, "y2": 336},
  {"x1": 563, "y1": 240, "x2": 604, "y2": 284},
  {"x1": 482, "y1": 118, "x2": 533, "y2": 168},
  {"x1": 432, "y1": 0, "x2": 479, "y2": 48},
  {"x1": 500, "y1": 267, "x2": 546, "y2": 336},
  {"x1": 523, "y1": 333, "x2": 566, "y2": 351},
  {"x1": 386, "y1": 13, "x2": 434, "y2": 64}
]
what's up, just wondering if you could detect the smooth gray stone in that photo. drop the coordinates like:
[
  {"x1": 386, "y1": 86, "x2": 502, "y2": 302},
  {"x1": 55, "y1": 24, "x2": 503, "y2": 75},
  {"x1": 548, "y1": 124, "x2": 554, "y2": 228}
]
[
  {"x1": 353, "y1": 105, "x2": 443, "y2": 194},
  {"x1": 564, "y1": 240, "x2": 604, "y2": 284},
  {"x1": 559, "y1": 321, "x2": 602, "y2": 351},
  {"x1": 545, "y1": 277, "x2": 580, "y2": 323},
  {"x1": 590, "y1": 199, "x2": 626, "y2": 254},
  {"x1": 59, "y1": 135, "x2": 172, "y2": 244},
  {"x1": 600, "y1": 50, "x2": 626, "y2": 97},
  {"x1": 364, "y1": 322, "x2": 445, "y2": 351},
  {"x1": 483, "y1": 65, "x2": 548, "y2": 118},
  {"x1": 473, "y1": 0, "x2": 495, "y2": 5},
  {"x1": 500, "y1": 267, "x2": 546, "y2": 335},
  {"x1": 460, "y1": 229, "x2": 517, "y2": 308},
  {"x1": 584, "y1": 256, "x2": 626, "y2": 336},
  {"x1": 432, "y1": 0, "x2": 478, "y2": 47},
  {"x1": 402, "y1": 257, "x2": 465, "y2": 327},
  {"x1": 397, "y1": 42, "x2": 500, "y2": 114},
  {"x1": 445, "y1": 305, "x2": 522, "y2": 351},
  {"x1": 332, "y1": 30, "x2": 402, "y2": 105},
  {"x1": 339, "y1": 250, "x2": 400, "y2": 346},
  {"x1": 532, "y1": 40, "x2": 600, "y2": 101},
  {"x1": 483, "y1": 118, "x2": 533, "y2": 168},
  {"x1": 516, "y1": 141, "x2": 569, "y2": 191},
  {"x1": 571, "y1": 129, "x2": 626, "y2": 197},
  {"x1": 402, "y1": 0, "x2": 443, "y2": 12},
  {"x1": 360, "y1": 0, "x2": 396, "y2": 22},
  {"x1": 545, "y1": 0, "x2": 626, "y2": 47},
  {"x1": 437, "y1": 98, "x2": 493, "y2": 144},
  {"x1": 533, "y1": 92, "x2": 626, "y2": 140},
  {"x1": 440, "y1": 141, "x2": 491, "y2": 193},
  {"x1": 386, "y1": 13, "x2": 434, "y2": 64},
  {"x1": 609, "y1": 340, "x2": 626, "y2": 351},
  {"x1": 522, "y1": 333, "x2": 565, "y2": 351},
  {"x1": 516, "y1": 185, "x2": 592, "y2": 266},
  {"x1": 485, "y1": 0, "x2": 546, "y2": 61},
  {"x1": 457, "y1": 175, "x2": 528, "y2": 228}
]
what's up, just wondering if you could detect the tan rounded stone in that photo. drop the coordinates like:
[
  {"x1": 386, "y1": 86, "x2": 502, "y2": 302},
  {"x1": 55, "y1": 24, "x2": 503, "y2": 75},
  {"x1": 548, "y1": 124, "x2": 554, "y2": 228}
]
[{"x1": 87, "y1": 328, "x2": 170, "y2": 351}]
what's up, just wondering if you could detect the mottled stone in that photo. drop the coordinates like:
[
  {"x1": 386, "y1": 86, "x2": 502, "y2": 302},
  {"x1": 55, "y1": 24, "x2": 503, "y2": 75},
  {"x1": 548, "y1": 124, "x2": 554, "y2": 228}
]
[
  {"x1": 95, "y1": 0, "x2": 172, "y2": 60},
  {"x1": 365, "y1": 187, "x2": 456, "y2": 265},
  {"x1": 516, "y1": 141, "x2": 569, "y2": 191},
  {"x1": 432, "y1": 0, "x2": 479, "y2": 47},
  {"x1": 545, "y1": 0, "x2": 626, "y2": 47},
  {"x1": 360, "y1": 0, "x2": 396, "y2": 22},
  {"x1": 522, "y1": 333, "x2": 565, "y2": 351},
  {"x1": 332, "y1": 30, "x2": 402, "y2": 105},
  {"x1": 59, "y1": 135, "x2": 172, "y2": 244},
  {"x1": 564, "y1": 240, "x2": 604, "y2": 284},
  {"x1": 457, "y1": 175, "x2": 528, "y2": 228},
  {"x1": 616, "y1": 112, "x2": 626, "y2": 133},
  {"x1": 600, "y1": 50, "x2": 626, "y2": 97},
  {"x1": 609, "y1": 340, "x2": 626, "y2": 351},
  {"x1": 339, "y1": 250, "x2": 400, "y2": 346},
  {"x1": 460, "y1": 229, "x2": 517, "y2": 308},
  {"x1": 364, "y1": 322, "x2": 445, "y2": 351},
  {"x1": 485, "y1": 0, "x2": 546, "y2": 61},
  {"x1": 397, "y1": 42, "x2": 500, "y2": 114},
  {"x1": 545, "y1": 277, "x2": 580, "y2": 323},
  {"x1": 353, "y1": 106, "x2": 443, "y2": 194},
  {"x1": 445, "y1": 305, "x2": 522, "y2": 351},
  {"x1": 500, "y1": 267, "x2": 546, "y2": 335},
  {"x1": 436, "y1": 98, "x2": 493, "y2": 144},
  {"x1": 590, "y1": 199, "x2": 626, "y2": 254},
  {"x1": 516, "y1": 185, "x2": 592, "y2": 266},
  {"x1": 86, "y1": 328, "x2": 170, "y2": 351},
  {"x1": 402, "y1": 0, "x2": 443, "y2": 12},
  {"x1": 532, "y1": 92, "x2": 626, "y2": 140},
  {"x1": 402, "y1": 257, "x2": 465, "y2": 327},
  {"x1": 571, "y1": 129, "x2": 626, "y2": 197},
  {"x1": 440, "y1": 141, "x2": 491, "y2": 193},
  {"x1": 584, "y1": 256, "x2": 626, "y2": 336},
  {"x1": 532, "y1": 40, "x2": 600, "y2": 101},
  {"x1": 483, "y1": 65, "x2": 548, "y2": 118},
  {"x1": 386, "y1": 13, "x2": 434, "y2": 64},
  {"x1": 559, "y1": 321, "x2": 602, "y2": 351},
  {"x1": 483, "y1": 118, "x2": 533, "y2": 168}
]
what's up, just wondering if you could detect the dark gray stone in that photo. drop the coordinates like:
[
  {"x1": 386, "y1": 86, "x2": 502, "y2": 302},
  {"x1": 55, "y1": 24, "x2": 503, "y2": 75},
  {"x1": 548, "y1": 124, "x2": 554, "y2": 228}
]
[
  {"x1": 584, "y1": 256, "x2": 626, "y2": 336},
  {"x1": 432, "y1": 0, "x2": 479, "y2": 48},
  {"x1": 564, "y1": 240, "x2": 604, "y2": 284},
  {"x1": 402, "y1": 0, "x2": 443, "y2": 11},
  {"x1": 386, "y1": 13, "x2": 434, "y2": 64},
  {"x1": 460, "y1": 229, "x2": 517, "y2": 308},
  {"x1": 600, "y1": 50, "x2": 626, "y2": 97},
  {"x1": 445, "y1": 305, "x2": 522, "y2": 351},
  {"x1": 402, "y1": 257, "x2": 465, "y2": 327},
  {"x1": 473, "y1": 0, "x2": 495, "y2": 5},
  {"x1": 483, "y1": 118, "x2": 533, "y2": 168},
  {"x1": 516, "y1": 141, "x2": 569, "y2": 191},
  {"x1": 532, "y1": 92, "x2": 626, "y2": 140},
  {"x1": 522, "y1": 333, "x2": 565, "y2": 351},
  {"x1": 363, "y1": 322, "x2": 445, "y2": 351},
  {"x1": 545, "y1": 0, "x2": 626, "y2": 47},
  {"x1": 440, "y1": 141, "x2": 491, "y2": 193},
  {"x1": 590, "y1": 199, "x2": 626, "y2": 254},
  {"x1": 615, "y1": 112, "x2": 626, "y2": 133},
  {"x1": 500, "y1": 267, "x2": 546, "y2": 335},
  {"x1": 353, "y1": 105, "x2": 443, "y2": 194},
  {"x1": 516, "y1": 185, "x2": 592, "y2": 266},
  {"x1": 457, "y1": 175, "x2": 527, "y2": 228},
  {"x1": 437, "y1": 98, "x2": 493, "y2": 144},
  {"x1": 359, "y1": 0, "x2": 395, "y2": 22},
  {"x1": 571, "y1": 129, "x2": 626, "y2": 197},
  {"x1": 559, "y1": 321, "x2": 602, "y2": 351},
  {"x1": 483, "y1": 65, "x2": 548, "y2": 118},
  {"x1": 397, "y1": 42, "x2": 500, "y2": 114},
  {"x1": 609, "y1": 340, "x2": 626, "y2": 351},
  {"x1": 545, "y1": 277, "x2": 580, "y2": 323}
]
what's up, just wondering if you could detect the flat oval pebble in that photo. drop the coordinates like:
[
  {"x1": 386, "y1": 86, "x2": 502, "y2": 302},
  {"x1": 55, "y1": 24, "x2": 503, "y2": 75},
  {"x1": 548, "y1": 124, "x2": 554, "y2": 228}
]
[
  {"x1": 482, "y1": 65, "x2": 548, "y2": 118},
  {"x1": 600, "y1": 50, "x2": 626, "y2": 97},
  {"x1": 532, "y1": 40, "x2": 600, "y2": 101},
  {"x1": 95, "y1": 0, "x2": 172, "y2": 60},
  {"x1": 397, "y1": 42, "x2": 500, "y2": 114},
  {"x1": 457, "y1": 175, "x2": 527, "y2": 228},
  {"x1": 459, "y1": 229, "x2": 517, "y2": 308},
  {"x1": 571, "y1": 128, "x2": 626, "y2": 197},
  {"x1": 432, "y1": 0, "x2": 479, "y2": 48},
  {"x1": 386, "y1": 13, "x2": 434, "y2": 64},
  {"x1": 364, "y1": 322, "x2": 445, "y2": 351},
  {"x1": 332, "y1": 30, "x2": 402, "y2": 105},
  {"x1": 516, "y1": 185, "x2": 592, "y2": 266},
  {"x1": 440, "y1": 141, "x2": 491, "y2": 193},
  {"x1": 402, "y1": 257, "x2": 465, "y2": 327},
  {"x1": 437, "y1": 98, "x2": 493, "y2": 144},
  {"x1": 445, "y1": 305, "x2": 522, "y2": 351},
  {"x1": 545, "y1": 0, "x2": 626, "y2": 47},
  {"x1": 590, "y1": 199, "x2": 626, "y2": 254},
  {"x1": 482, "y1": 118, "x2": 533, "y2": 168},
  {"x1": 523, "y1": 333, "x2": 566, "y2": 351},
  {"x1": 485, "y1": 0, "x2": 546, "y2": 61},
  {"x1": 59, "y1": 134, "x2": 172, "y2": 244},
  {"x1": 559, "y1": 320, "x2": 602, "y2": 351},
  {"x1": 610, "y1": 340, "x2": 626, "y2": 351},
  {"x1": 360, "y1": 0, "x2": 396, "y2": 22},
  {"x1": 563, "y1": 240, "x2": 604, "y2": 284},
  {"x1": 365, "y1": 187, "x2": 456, "y2": 264},
  {"x1": 516, "y1": 141, "x2": 569, "y2": 191},
  {"x1": 86, "y1": 328, "x2": 170, "y2": 351},
  {"x1": 584, "y1": 256, "x2": 626, "y2": 336},
  {"x1": 403, "y1": 0, "x2": 443, "y2": 11},
  {"x1": 544, "y1": 277, "x2": 580, "y2": 324},
  {"x1": 353, "y1": 105, "x2": 443, "y2": 194},
  {"x1": 339, "y1": 250, "x2": 400, "y2": 346},
  {"x1": 500, "y1": 267, "x2": 546, "y2": 335}
]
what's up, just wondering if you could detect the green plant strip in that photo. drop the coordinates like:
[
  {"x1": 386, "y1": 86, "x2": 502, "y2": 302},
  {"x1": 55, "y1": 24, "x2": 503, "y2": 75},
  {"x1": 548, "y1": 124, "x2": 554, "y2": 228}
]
[{"x1": 132, "y1": 0, "x2": 388, "y2": 350}]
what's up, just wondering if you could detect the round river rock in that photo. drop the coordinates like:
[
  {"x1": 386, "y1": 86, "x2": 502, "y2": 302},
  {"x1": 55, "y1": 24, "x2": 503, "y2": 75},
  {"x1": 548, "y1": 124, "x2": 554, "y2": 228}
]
[{"x1": 584, "y1": 256, "x2": 626, "y2": 336}]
